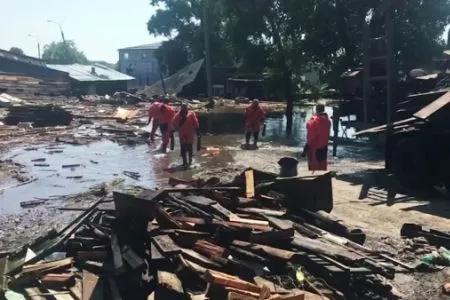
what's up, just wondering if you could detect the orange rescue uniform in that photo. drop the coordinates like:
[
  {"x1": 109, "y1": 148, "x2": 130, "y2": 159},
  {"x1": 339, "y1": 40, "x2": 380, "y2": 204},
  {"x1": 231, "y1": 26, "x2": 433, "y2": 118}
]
[
  {"x1": 306, "y1": 113, "x2": 331, "y2": 171},
  {"x1": 171, "y1": 111, "x2": 199, "y2": 145},
  {"x1": 148, "y1": 102, "x2": 162, "y2": 141},
  {"x1": 158, "y1": 104, "x2": 175, "y2": 147},
  {"x1": 244, "y1": 105, "x2": 265, "y2": 132}
]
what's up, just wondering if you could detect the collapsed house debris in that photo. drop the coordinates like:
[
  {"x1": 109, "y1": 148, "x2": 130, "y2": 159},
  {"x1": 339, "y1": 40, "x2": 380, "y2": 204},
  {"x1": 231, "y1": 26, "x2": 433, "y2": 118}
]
[{"x1": 0, "y1": 168, "x2": 416, "y2": 300}]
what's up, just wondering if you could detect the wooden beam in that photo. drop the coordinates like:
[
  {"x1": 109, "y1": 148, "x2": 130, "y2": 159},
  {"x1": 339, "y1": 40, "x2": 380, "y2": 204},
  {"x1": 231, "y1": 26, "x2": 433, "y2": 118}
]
[
  {"x1": 156, "y1": 271, "x2": 185, "y2": 299},
  {"x1": 232, "y1": 240, "x2": 297, "y2": 261},
  {"x1": 205, "y1": 269, "x2": 269, "y2": 297}
]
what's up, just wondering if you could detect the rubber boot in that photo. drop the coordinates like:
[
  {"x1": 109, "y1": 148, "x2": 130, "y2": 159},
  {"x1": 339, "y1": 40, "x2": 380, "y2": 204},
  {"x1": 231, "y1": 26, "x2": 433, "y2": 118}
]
[
  {"x1": 187, "y1": 145, "x2": 193, "y2": 166},
  {"x1": 181, "y1": 147, "x2": 188, "y2": 169},
  {"x1": 245, "y1": 132, "x2": 251, "y2": 145},
  {"x1": 253, "y1": 131, "x2": 259, "y2": 147}
]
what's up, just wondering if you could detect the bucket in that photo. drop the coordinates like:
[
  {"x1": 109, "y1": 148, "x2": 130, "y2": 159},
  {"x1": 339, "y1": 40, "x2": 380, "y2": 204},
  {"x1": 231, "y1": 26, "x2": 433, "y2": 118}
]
[{"x1": 278, "y1": 157, "x2": 299, "y2": 178}]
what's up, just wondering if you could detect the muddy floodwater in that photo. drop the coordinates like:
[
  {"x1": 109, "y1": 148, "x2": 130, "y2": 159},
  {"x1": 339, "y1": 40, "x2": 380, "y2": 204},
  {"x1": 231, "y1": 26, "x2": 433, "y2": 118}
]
[{"x1": 0, "y1": 106, "x2": 380, "y2": 215}]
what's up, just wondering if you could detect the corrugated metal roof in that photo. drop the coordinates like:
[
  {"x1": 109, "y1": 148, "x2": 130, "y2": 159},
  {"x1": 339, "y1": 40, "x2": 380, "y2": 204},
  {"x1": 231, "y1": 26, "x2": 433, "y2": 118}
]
[
  {"x1": 46, "y1": 64, "x2": 134, "y2": 82},
  {"x1": 118, "y1": 42, "x2": 162, "y2": 51},
  {"x1": 143, "y1": 59, "x2": 204, "y2": 96},
  {"x1": 0, "y1": 49, "x2": 44, "y2": 67}
]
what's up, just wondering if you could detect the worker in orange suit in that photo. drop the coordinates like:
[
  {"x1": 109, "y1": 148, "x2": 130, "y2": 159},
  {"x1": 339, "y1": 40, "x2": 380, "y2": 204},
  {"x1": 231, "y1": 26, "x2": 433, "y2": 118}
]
[
  {"x1": 304, "y1": 104, "x2": 331, "y2": 171},
  {"x1": 244, "y1": 99, "x2": 265, "y2": 147},
  {"x1": 157, "y1": 98, "x2": 175, "y2": 152},
  {"x1": 147, "y1": 98, "x2": 162, "y2": 142},
  {"x1": 171, "y1": 103, "x2": 200, "y2": 168}
]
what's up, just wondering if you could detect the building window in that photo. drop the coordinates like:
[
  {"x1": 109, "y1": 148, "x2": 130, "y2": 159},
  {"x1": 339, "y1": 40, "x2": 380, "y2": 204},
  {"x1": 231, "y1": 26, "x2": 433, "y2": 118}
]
[{"x1": 123, "y1": 52, "x2": 129, "y2": 60}]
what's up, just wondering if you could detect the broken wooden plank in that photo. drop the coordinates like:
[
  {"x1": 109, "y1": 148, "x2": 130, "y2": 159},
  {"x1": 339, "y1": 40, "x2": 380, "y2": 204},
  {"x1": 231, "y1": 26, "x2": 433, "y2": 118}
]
[
  {"x1": 76, "y1": 250, "x2": 107, "y2": 261},
  {"x1": 193, "y1": 240, "x2": 228, "y2": 258},
  {"x1": 245, "y1": 169, "x2": 255, "y2": 198},
  {"x1": 172, "y1": 216, "x2": 272, "y2": 232},
  {"x1": 210, "y1": 203, "x2": 238, "y2": 220},
  {"x1": 40, "y1": 273, "x2": 75, "y2": 286},
  {"x1": 20, "y1": 199, "x2": 47, "y2": 208},
  {"x1": 156, "y1": 271, "x2": 185, "y2": 299},
  {"x1": 22, "y1": 258, "x2": 73, "y2": 274},
  {"x1": 154, "y1": 205, "x2": 186, "y2": 230},
  {"x1": 237, "y1": 207, "x2": 286, "y2": 217},
  {"x1": 182, "y1": 195, "x2": 217, "y2": 208},
  {"x1": 253, "y1": 276, "x2": 289, "y2": 294},
  {"x1": 152, "y1": 235, "x2": 181, "y2": 256},
  {"x1": 205, "y1": 269, "x2": 269, "y2": 297},
  {"x1": 265, "y1": 216, "x2": 293, "y2": 230},
  {"x1": 82, "y1": 270, "x2": 102, "y2": 300},
  {"x1": 62, "y1": 164, "x2": 81, "y2": 169},
  {"x1": 150, "y1": 241, "x2": 166, "y2": 262},
  {"x1": 180, "y1": 248, "x2": 222, "y2": 269},
  {"x1": 232, "y1": 241, "x2": 297, "y2": 261},
  {"x1": 250, "y1": 228, "x2": 295, "y2": 244},
  {"x1": 69, "y1": 278, "x2": 82, "y2": 300},
  {"x1": 179, "y1": 255, "x2": 207, "y2": 274},
  {"x1": 121, "y1": 246, "x2": 145, "y2": 271},
  {"x1": 111, "y1": 233, "x2": 125, "y2": 274},
  {"x1": 228, "y1": 216, "x2": 269, "y2": 226},
  {"x1": 227, "y1": 289, "x2": 260, "y2": 300}
]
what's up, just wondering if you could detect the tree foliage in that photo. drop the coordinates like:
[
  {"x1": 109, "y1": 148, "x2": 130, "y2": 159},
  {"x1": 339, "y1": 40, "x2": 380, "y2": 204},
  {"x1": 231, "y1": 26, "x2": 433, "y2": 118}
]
[
  {"x1": 42, "y1": 41, "x2": 88, "y2": 64},
  {"x1": 9, "y1": 47, "x2": 24, "y2": 56}
]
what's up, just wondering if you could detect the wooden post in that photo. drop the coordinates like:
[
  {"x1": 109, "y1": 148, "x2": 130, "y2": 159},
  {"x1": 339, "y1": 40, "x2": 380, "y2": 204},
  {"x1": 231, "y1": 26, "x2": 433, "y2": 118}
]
[{"x1": 203, "y1": 0, "x2": 213, "y2": 100}]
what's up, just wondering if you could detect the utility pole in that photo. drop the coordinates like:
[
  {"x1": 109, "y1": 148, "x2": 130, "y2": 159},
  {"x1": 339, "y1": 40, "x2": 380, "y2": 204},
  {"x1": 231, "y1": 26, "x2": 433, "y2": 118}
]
[
  {"x1": 28, "y1": 34, "x2": 41, "y2": 60},
  {"x1": 48, "y1": 20, "x2": 69, "y2": 61},
  {"x1": 202, "y1": 0, "x2": 213, "y2": 101}
]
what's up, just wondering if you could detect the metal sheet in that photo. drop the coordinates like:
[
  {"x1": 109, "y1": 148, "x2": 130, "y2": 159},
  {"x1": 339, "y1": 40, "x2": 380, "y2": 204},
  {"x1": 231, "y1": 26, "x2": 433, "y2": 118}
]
[
  {"x1": 46, "y1": 64, "x2": 134, "y2": 82},
  {"x1": 118, "y1": 42, "x2": 162, "y2": 51},
  {"x1": 414, "y1": 91, "x2": 450, "y2": 120}
]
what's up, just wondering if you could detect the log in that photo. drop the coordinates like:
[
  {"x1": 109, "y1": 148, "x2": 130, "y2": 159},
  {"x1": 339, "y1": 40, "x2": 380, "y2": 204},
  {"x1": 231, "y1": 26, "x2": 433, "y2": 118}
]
[
  {"x1": 152, "y1": 235, "x2": 181, "y2": 256},
  {"x1": 205, "y1": 269, "x2": 269, "y2": 297},
  {"x1": 232, "y1": 241, "x2": 297, "y2": 261},
  {"x1": 194, "y1": 240, "x2": 228, "y2": 258}
]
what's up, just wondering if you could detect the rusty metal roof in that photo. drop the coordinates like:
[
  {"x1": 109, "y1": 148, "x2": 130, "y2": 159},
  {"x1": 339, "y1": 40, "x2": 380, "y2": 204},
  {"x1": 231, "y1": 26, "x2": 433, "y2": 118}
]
[{"x1": 46, "y1": 64, "x2": 134, "y2": 82}]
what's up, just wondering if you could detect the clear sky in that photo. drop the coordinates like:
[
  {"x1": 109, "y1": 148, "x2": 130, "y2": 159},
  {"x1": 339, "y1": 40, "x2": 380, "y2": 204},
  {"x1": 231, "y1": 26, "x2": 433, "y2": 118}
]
[{"x1": 0, "y1": 0, "x2": 166, "y2": 63}]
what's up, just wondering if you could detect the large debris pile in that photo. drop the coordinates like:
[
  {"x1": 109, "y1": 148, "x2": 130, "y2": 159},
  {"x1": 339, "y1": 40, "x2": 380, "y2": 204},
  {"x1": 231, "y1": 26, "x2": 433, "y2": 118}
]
[
  {"x1": 0, "y1": 169, "x2": 414, "y2": 299},
  {"x1": 4, "y1": 104, "x2": 73, "y2": 127}
]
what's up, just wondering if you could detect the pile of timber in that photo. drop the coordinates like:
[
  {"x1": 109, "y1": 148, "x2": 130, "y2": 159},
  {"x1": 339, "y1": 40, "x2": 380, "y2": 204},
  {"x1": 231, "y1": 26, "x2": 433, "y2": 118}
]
[
  {"x1": 0, "y1": 74, "x2": 69, "y2": 97},
  {"x1": 0, "y1": 170, "x2": 413, "y2": 300},
  {"x1": 4, "y1": 104, "x2": 73, "y2": 127}
]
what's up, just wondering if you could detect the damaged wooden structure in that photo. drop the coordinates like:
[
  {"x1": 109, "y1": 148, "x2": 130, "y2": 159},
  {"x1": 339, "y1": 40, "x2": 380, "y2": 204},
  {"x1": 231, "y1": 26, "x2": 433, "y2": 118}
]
[{"x1": 0, "y1": 169, "x2": 413, "y2": 299}]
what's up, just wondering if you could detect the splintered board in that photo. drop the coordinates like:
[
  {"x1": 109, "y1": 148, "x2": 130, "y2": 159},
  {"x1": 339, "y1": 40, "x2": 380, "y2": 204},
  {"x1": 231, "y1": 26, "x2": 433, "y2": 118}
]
[{"x1": 245, "y1": 169, "x2": 255, "y2": 198}]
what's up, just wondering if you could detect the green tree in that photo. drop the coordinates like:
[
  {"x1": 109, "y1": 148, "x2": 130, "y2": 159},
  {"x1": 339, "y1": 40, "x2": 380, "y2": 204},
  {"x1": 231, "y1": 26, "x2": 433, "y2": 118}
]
[
  {"x1": 42, "y1": 41, "x2": 88, "y2": 64},
  {"x1": 9, "y1": 47, "x2": 24, "y2": 56}
]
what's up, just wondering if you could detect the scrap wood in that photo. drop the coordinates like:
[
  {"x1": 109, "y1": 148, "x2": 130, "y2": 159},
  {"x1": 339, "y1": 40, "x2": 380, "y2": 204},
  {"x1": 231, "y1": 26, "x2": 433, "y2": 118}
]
[
  {"x1": 82, "y1": 270, "x2": 102, "y2": 300},
  {"x1": 178, "y1": 255, "x2": 207, "y2": 274},
  {"x1": 172, "y1": 216, "x2": 272, "y2": 232},
  {"x1": 157, "y1": 271, "x2": 185, "y2": 296},
  {"x1": 205, "y1": 269, "x2": 270, "y2": 298},
  {"x1": 245, "y1": 169, "x2": 255, "y2": 198},
  {"x1": 237, "y1": 208, "x2": 286, "y2": 217},
  {"x1": 22, "y1": 257, "x2": 73, "y2": 275},
  {"x1": 152, "y1": 235, "x2": 181, "y2": 256},
  {"x1": 20, "y1": 199, "x2": 47, "y2": 208},
  {"x1": 232, "y1": 241, "x2": 297, "y2": 261},
  {"x1": 249, "y1": 228, "x2": 295, "y2": 244},
  {"x1": 180, "y1": 248, "x2": 222, "y2": 269},
  {"x1": 194, "y1": 240, "x2": 228, "y2": 258}
]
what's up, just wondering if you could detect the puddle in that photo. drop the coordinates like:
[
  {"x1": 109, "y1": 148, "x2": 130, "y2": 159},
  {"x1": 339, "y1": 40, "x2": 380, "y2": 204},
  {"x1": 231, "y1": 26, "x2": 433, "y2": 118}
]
[{"x1": 0, "y1": 108, "x2": 378, "y2": 215}]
